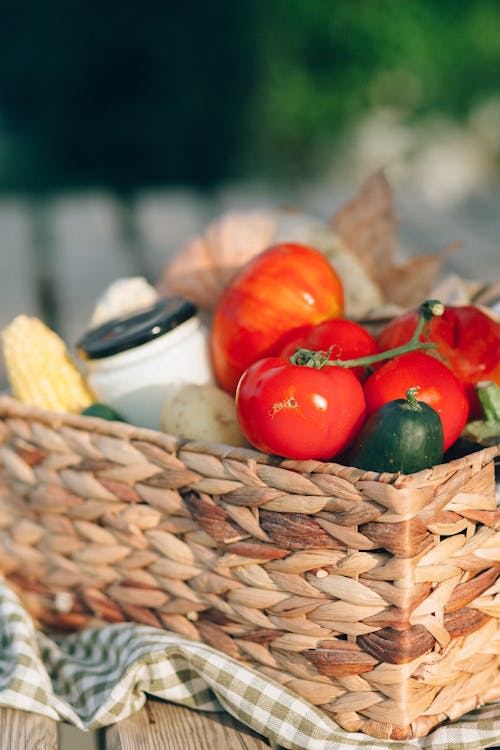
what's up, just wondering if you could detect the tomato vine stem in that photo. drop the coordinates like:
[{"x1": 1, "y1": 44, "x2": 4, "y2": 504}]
[{"x1": 290, "y1": 299, "x2": 444, "y2": 370}]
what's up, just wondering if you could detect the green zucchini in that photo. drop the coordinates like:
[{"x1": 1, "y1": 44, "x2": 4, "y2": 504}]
[
  {"x1": 81, "y1": 403, "x2": 126, "y2": 422},
  {"x1": 351, "y1": 387, "x2": 444, "y2": 474}
]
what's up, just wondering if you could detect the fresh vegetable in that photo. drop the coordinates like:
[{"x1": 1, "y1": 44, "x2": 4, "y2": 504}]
[
  {"x1": 161, "y1": 383, "x2": 249, "y2": 447},
  {"x1": 235, "y1": 356, "x2": 366, "y2": 460},
  {"x1": 210, "y1": 242, "x2": 344, "y2": 394},
  {"x1": 277, "y1": 318, "x2": 380, "y2": 381},
  {"x1": 81, "y1": 403, "x2": 126, "y2": 421},
  {"x1": 376, "y1": 305, "x2": 500, "y2": 416},
  {"x1": 363, "y1": 351, "x2": 469, "y2": 451},
  {"x1": 462, "y1": 380, "x2": 500, "y2": 447},
  {"x1": 350, "y1": 387, "x2": 444, "y2": 474},
  {"x1": 291, "y1": 299, "x2": 445, "y2": 372},
  {"x1": 1, "y1": 315, "x2": 94, "y2": 414}
]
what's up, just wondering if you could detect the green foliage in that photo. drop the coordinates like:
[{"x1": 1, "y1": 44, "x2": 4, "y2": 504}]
[
  {"x1": 0, "y1": 0, "x2": 499, "y2": 190},
  {"x1": 243, "y1": 0, "x2": 500, "y2": 178}
]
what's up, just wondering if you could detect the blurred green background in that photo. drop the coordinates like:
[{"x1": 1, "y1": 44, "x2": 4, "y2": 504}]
[{"x1": 1, "y1": 0, "x2": 500, "y2": 195}]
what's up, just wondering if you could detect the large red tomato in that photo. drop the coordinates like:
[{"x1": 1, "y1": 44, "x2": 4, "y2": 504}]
[
  {"x1": 363, "y1": 351, "x2": 469, "y2": 451},
  {"x1": 236, "y1": 357, "x2": 366, "y2": 460},
  {"x1": 277, "y1": 318, "x2": 380, "y2": 381},
  {"x1": 210, "y1": 243, "x2": 344, "y2": 394},
  {"x1": 376, "y1": 305, "x2": 500, "y2": 416}
]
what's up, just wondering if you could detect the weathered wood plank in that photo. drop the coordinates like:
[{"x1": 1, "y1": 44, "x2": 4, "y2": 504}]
[
  {"x1": 57, "y1": 723, "x2": 100, "y2": 750},
  {"x1": 0, "y1": 200, "x2": 40, "y2": 319},
  {"x1": 133, "y1": 189, "x2": 209, "y2": 281},
  {"x1": 0, "y1": 707, "x2": 58, "y2": 749},
  {"x1": 47, "y1": 192, "x2": 140, "y2": 346},
  {"x1": 104, "y1": 700, "x2": 270, "y2": 750},
  {"x1": 0, "y1": 200, "x2": 41, "y2": 390},
  {"x1": 396, "y1": 187, "x2": 500, "y2": 281}
]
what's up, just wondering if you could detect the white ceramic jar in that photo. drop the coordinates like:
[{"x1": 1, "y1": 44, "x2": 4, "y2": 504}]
[{"x1": 77, "y1": 297, "x2": 214, "y2": 430}]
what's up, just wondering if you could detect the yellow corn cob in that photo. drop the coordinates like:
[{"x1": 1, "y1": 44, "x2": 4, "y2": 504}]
[{"x1": 1, "y1": 315, "x2": 94, "y2": 413}]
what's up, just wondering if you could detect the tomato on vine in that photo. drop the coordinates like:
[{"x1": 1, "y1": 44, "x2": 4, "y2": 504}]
[
  {"x1": 236, "y1": 299, "x2": 472, "y2": 460},
  {"x1": 277, "y1": 318, "x2": 380, "y2": 381},
  {"x1": 363, "y1": 351, "x2": 469, "y2": 451},
  {"x1": 376, "y1": 305, "x2": 500, "y2": 416},
  {"x1": 235, "y1": 357, "x2": 366, "y2": 460}
]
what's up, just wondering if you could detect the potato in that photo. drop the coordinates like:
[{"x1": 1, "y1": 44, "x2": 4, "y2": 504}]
[{"x1": 161, "y1": 383, "x2": 249, "y2": 446}]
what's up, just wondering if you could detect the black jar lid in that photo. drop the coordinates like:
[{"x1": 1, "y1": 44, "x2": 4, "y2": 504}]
[{"x1": 76, "y1": 296, "x2": 197, "y2": 360}]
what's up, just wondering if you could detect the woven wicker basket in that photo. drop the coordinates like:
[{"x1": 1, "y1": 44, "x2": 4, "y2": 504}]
[{"x1": 0, "y1": 393, "x2": 499, "y2": 740}]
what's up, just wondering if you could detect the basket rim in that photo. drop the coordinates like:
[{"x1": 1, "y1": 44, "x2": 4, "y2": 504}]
[{"x1": 0, "y1": 392, "x2": 498, "y2": 487}]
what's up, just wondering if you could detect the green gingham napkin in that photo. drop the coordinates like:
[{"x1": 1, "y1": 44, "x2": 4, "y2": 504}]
[{"x1": 2, "y1": 580, "x2": 500, "y2": 750}]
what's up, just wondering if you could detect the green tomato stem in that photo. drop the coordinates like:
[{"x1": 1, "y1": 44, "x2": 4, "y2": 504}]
[
  {"x1": 405, "y1": 386, "x2": 422, "y2": 410},
  {"x1": 290, "y1": 299, "x2": 444, "y2": 370}
]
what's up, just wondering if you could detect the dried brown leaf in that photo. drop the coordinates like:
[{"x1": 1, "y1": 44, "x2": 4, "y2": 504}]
[
  {"x1": 331, "y1": 170, "x2": 397, "y2": 286},
  {"x1": 381, "y1": 244, "x2": 459, "y2": 307},
  {"x1": 331, "y1": 171, "x2": 456, "y2": 306}
]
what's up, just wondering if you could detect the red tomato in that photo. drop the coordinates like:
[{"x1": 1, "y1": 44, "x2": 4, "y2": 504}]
[
  {"x1": 277, "y1": 318, "x2": 380, "y2": 380},
  {"x1": 363, "y1": 351, "x2": 469, "y2": 451},
  {"x1": 376, "y1": 305, "x2": 500, "y2": 416},
  {"x1": 235, "y1": 357, "x2": 366, "y2": 460},
  {"x1": 211, "y1": 243, "x2": 344, "y2": 394}
]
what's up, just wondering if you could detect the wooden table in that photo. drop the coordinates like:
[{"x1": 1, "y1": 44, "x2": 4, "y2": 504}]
[
  {"x1": 5, "y1": 705, "x2": 500, "y2": 750},
  {"x1": 0, "y1": 702, "x2": 271, "y2": 749}
]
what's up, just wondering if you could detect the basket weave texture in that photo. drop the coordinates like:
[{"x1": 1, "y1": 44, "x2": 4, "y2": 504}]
[{"x1": 0, "y1": 393, "x2": 499, "y2": 740}]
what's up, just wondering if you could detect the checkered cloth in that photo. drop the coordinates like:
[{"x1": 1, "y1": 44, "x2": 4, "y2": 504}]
[{"x1": 2, "y1": 580, "x2": 500, "y2": 750}]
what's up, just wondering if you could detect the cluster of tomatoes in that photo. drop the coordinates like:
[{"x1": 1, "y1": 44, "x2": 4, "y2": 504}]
[{"x1": 209, "y1": 243, "x2": 500, "y2": 462}]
